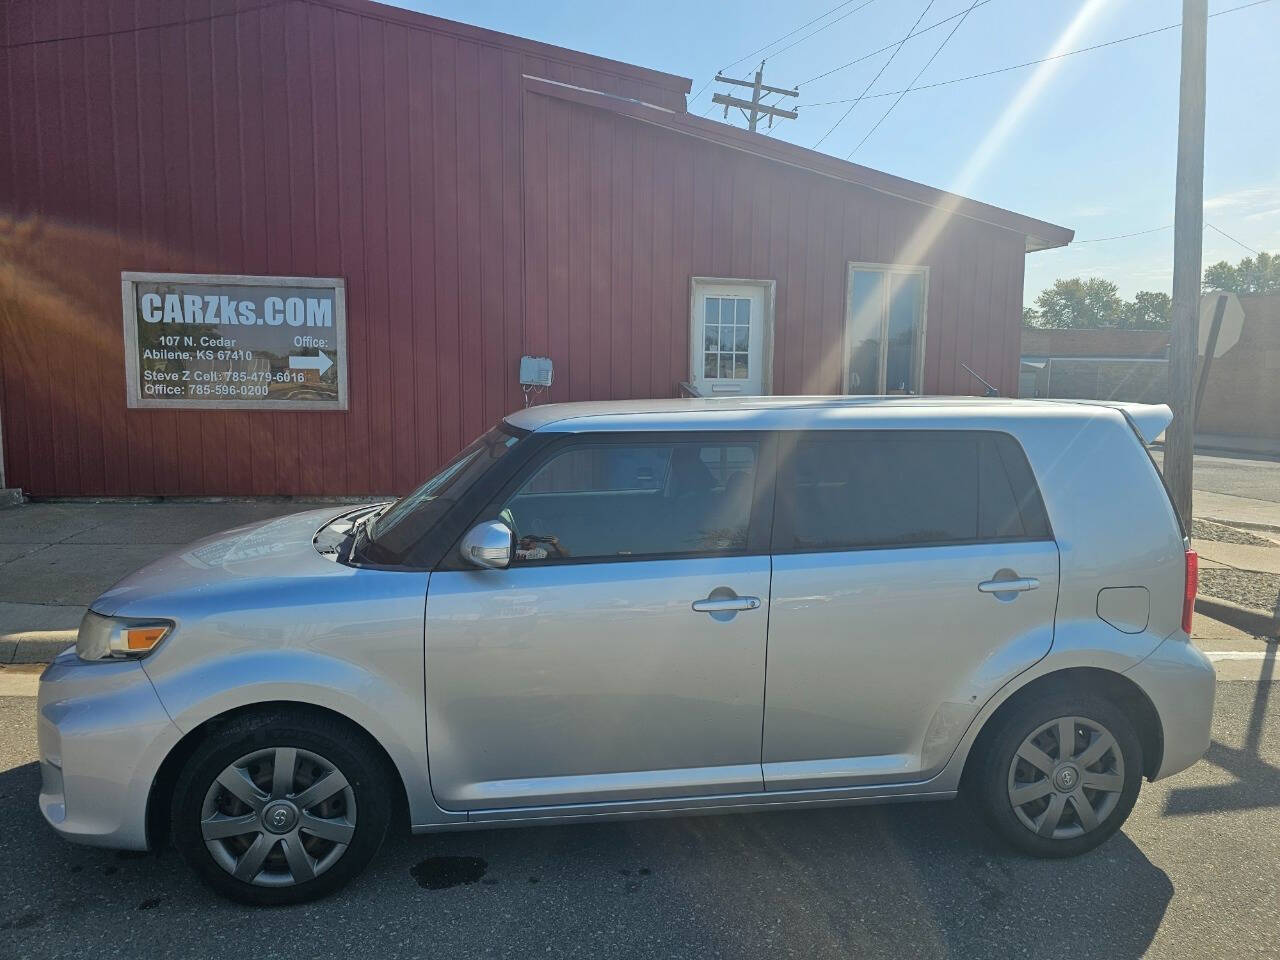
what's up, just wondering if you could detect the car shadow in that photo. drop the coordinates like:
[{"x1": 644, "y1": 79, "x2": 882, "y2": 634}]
[
  {"x1": 394, "y1": 798, "x2": 1173, "y2": 960},
  {"x1": 0, "y1": 755, "x2": 1173, "y2": 959}
]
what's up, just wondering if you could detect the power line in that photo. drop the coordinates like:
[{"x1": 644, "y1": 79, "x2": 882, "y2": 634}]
[
  {"x1": 847, "y1": 0, "x2": 983, "y2": 158},
  {"x1": 1056, "y1": 221, "x2": 1259, "y2": 253},
  {"x1": 812, "y1": 0, "x2": 937, "y2": 150},
  {"x1": 744, "y1": 0, "x2": 882, "y2": 70},
  {"x1": 798, "y1": 0, "x2": 997, "y2": 87},
  {"x1": 804, "y1": 0, "x2": 1276, "y2": 108},
  {"x1": 721, "y1": 0, "x2": 881, "y2": 75},
  {"x1": 689, "y1": 0, "x2": 881, "y2": 110},
  {"x1": 1074, "y1": 225, "x2": 1174, "y2": 243},
  {"x1": 1205, "y1": 222, "x2": 1260, "y2": 255}
]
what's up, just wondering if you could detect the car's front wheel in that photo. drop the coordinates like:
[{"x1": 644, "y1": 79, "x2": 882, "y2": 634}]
[
  {"x1": 969, "y1": 691, "x2": 1144, "y2": 858},
  {"x1": 171, "y1": 710, "x2": 392, "y2": 905}
]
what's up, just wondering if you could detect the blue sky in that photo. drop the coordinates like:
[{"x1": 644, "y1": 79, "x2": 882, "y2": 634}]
[{"x1": 389, "y1": 0, "x2": 1279, "y2": 306}]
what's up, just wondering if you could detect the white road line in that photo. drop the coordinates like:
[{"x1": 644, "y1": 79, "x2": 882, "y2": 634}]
[{"x1": 1205, "y1": 650, "x2": 1277, "y2": 661}]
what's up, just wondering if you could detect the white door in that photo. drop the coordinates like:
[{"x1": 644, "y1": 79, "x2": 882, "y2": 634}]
[{"x1": 691, "y1": 282, "x2": 766, "y2": 396}]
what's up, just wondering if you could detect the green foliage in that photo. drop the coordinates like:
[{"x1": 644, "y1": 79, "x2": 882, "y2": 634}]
[
  {"x1": 1120, "y1": 290, "x2": 1171, "y2": 329},
  {"x1": 1026, "y1": 277, "x2": 1123, "y2": 329},
  {"x1": 1202, "y1": 251, "x2": 1280, "y2": 295}
]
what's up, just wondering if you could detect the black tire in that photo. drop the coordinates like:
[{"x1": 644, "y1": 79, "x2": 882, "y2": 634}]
[
  {"x1": 967, "y1": 691, "x2": 1144, "y2": 858},
  {"x1": 171, "y1": 709, "x2": 393, "y2": 905}
]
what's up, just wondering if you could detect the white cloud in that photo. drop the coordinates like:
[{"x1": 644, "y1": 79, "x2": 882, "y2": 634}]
[{"x1": 1204, "y1": 184, "x2": 1280, "y2": 221}]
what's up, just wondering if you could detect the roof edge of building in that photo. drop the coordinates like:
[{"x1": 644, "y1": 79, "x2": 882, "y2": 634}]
[
  {"x1": 523, "y1": 75, "x2": 1075, "y2": 254},
  {"x1": 316, "y1": 0, "x2": 693, "y2": 95}
]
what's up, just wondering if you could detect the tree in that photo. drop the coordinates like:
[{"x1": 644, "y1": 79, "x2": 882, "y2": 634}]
[
  {"x1": 1029, "y1": 277, "x2": 1123, "y2": 329},
  {"x1": 1022, "y1": 306, "x2": 1040, "y2": 327},
  {"x1": 1202, "y1": 250, "x2": 1280, "y2": 295},
  {"x1": 1119, "y1": 290, "x2": 1172, "y2": 329}
]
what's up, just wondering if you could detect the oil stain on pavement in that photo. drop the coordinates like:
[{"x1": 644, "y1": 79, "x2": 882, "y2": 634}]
[{"x1": 410, "y1": 856, "x2": 488, "y2": 890}]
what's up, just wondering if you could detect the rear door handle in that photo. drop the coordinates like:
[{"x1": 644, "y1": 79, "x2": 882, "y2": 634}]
[
  {"x1": 978, "y1": 577, "x2": 1040, "y2": 594},
  {"x1": 692, "y1": 596, "x2": 761, "y2": 613}
]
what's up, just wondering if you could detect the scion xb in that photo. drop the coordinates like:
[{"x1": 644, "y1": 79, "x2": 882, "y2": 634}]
[{"x1": 37, "y1": 397, "x2": 1214, "y2": 904}]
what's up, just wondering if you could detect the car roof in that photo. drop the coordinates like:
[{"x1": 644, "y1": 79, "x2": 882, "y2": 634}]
[{"x1": 504, "y1": 396, "x2": 1172, "y2": 442}]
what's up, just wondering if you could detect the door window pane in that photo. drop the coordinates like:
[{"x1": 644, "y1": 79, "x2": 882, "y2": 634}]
[
  {"x1": 846, "y1": 270, "x2": 882, "y2": 395},
  {"x1": 885, "y1": 273, "x2": 923, "y2": 394},
  {"x1": 782, "y1": 431, "x2": 1049, "y2": 551},
  {"x1": 702, "y1": 295, "x2": 751, "y2": 381},
  {"x1": 504, "y1": 440, "x2": 759, "y2": 562}
]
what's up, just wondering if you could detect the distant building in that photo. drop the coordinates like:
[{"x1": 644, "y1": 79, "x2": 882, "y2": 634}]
[{"x1": 1020, "y1": 294, "x2": 1280, "y2": 446}]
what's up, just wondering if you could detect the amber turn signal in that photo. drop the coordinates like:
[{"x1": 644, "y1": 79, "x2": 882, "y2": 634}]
[{"x1": 125, "y1": 626, "x2": 169, "y2": 651}]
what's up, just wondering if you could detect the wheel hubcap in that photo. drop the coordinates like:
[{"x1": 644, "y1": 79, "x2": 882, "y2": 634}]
[
  {"x1": 200, "y1": 746, "x2": 357, "y2": 887},
  {"x1": 261, "y1": 799, "x2": 300, "y2": 835},
  {"x1": 1007, "y1": 716, "x2": 1125, "y2": 841}
]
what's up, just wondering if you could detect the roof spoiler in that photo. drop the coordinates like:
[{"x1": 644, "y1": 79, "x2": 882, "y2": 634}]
[{"x1": 1059, "y1": 400, "x2": 1174, "y2": 445}]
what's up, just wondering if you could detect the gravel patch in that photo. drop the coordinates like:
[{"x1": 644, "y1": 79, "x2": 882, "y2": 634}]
[
  {"x1": 1199, "y1": 568, "x2": 1280, "y2": 614},
  {"x1": 1191, "y1": 518, "x2": 1277, "y2": 546}
]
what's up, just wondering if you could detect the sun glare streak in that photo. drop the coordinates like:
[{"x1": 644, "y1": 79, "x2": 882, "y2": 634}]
[{"x1": 796, "y1": 0, "x2": 1114, "y2": 397}]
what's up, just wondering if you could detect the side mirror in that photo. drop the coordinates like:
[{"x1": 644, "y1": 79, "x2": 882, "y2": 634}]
[{"x1": 459, "y1": 520, "x2": 513, "y2": 570}]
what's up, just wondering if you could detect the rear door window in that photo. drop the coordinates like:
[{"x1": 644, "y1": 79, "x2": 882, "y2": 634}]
[{"x1": 778, "y1": 430, "x2": 1050, "y2": 552}]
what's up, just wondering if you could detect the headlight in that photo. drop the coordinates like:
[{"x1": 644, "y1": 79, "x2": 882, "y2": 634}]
[{"x1": 76, "y1": 611, "x2": 174, "y2": 661}]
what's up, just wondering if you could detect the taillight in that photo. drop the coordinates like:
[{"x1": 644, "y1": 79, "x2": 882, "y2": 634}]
[{"x1": 1182, "y1": 549, "x2": 1198, "y2": 634}]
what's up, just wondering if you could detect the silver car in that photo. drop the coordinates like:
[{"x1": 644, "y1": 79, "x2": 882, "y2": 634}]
[{"x1": 37, "y1": 397, "x2": 1214, "y2": 904}]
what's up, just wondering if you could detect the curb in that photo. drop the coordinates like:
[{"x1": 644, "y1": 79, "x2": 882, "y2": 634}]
[
  {"x1": 1, "y1": 634, "x2": 76, "y2": 665},
  {"x1": 1201, "y1": 516, "x2": 1280, "y2": 537},
  {"x1": 1196, "y1": 595, "x2": 1280, "y2": 639}
]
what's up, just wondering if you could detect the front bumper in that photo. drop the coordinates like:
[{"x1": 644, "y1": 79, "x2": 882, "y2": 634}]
[
  {"x1": 1124, "y1": 634, "x2": 1216, "y2": 781},
  {"x1": 37, "y1": 648, "x2": 183, "y2": 850}
]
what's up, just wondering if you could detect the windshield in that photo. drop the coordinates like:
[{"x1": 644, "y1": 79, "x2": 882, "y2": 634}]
[{"x1": 364, "y1": 425, "x2": 524, "y2": 560}]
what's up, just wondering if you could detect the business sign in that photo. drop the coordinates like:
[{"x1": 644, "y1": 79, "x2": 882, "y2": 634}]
[{"x1": 121, "y1": 272, "x2": 348, "y2": 410}]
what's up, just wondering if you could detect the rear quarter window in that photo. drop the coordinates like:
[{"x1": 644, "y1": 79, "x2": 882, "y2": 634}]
[{"x1": 778, "y1": 430, "x2": 1051, "y2": 552}]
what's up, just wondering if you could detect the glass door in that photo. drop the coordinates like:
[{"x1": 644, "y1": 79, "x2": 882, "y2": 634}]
[
  {"x1": 843, "y1": 264, "x2": 927, "y2": 395},
  {"x1": 691, "y1": 282, "x2": 766, "y2": 396}
]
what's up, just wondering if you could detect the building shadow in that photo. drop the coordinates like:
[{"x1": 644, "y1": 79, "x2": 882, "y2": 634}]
[{"x1": 1164, "y1": 644, "x2": 1276, "y2": 816}]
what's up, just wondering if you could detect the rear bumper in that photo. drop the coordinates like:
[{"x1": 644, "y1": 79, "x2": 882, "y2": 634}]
[
  {"x1": 1124, "y1": 635, "x2": 1216, "y2": 781},
  {"x1": 37, "y1": 649, "x2": 183, "y2": 850}
]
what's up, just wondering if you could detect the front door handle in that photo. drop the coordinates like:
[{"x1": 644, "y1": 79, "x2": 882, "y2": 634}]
[
  {"x1": 692, "y1": 596, "x2": 761, "y2": 613},
  {"x1": 978, "y1": 577, "x2": 1040, "y2": 594}
]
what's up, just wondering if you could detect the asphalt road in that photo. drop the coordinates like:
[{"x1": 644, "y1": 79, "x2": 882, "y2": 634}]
[
  {"x1": 1151, "y1": 450, "x2": 1280, "y2": 504},
  {"x1": 1, "y1": 673, "x2": 1278, "y2": 960}
]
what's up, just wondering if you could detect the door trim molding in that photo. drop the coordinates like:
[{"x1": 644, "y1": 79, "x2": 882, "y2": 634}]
[{"x1": 689, "y1": 277, "x2": 776, "y2": 396}]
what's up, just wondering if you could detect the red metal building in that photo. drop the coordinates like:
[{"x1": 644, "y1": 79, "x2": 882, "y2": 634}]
[{"x1": 0, "y1": 0, "x2": 1073, "y2": 497}]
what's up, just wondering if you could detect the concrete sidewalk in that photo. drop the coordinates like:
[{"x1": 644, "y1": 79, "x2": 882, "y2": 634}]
[
  {"x1": 1195, "y1": 490, "x2": 1280, "y2": 533},
  {"x1": 0, "y1": 499, "x2": 376, "y2": 662}
]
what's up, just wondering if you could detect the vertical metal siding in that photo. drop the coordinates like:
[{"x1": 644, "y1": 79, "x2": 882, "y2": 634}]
[
  {"x1": 0, "y1": 0, "x2": 1027, "y2": 498},
  {"x1": 0, "y1": 0, "x2": 684, "y2": 495},
  {"x1": 523, "y1": 94, "x2": 1028, "y2": 405}
]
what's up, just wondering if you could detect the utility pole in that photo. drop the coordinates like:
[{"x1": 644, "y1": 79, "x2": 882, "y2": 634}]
[
  {"x1": 712, "y1": 63, "x2": 799, "y2": 132},
  {"x1": 1165, "y1": 0, "x2": 1208, "y2": 527}
]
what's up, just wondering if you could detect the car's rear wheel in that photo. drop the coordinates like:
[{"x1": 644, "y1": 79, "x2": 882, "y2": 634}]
[
  {"x1": 969, "y1": 692, "x2": 1143, "y2": 858},
  {"x1": 171, "y1": 710, "x2": 392, "y2": 905}
]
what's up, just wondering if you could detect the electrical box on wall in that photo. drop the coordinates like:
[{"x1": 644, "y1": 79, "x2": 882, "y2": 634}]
[{"x1": 519, "y1": 356, "x2": 554, "y2": 388}]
